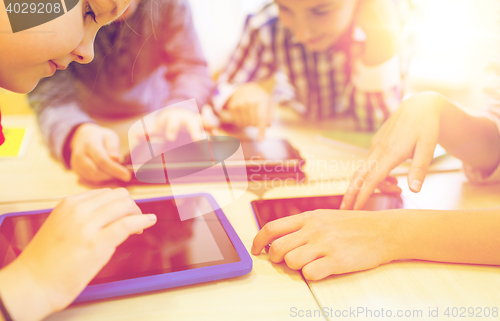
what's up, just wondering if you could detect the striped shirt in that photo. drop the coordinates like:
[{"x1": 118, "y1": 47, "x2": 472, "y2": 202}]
[{"x1": 214, "y1": 1, "x2": 415, "y2": 131}]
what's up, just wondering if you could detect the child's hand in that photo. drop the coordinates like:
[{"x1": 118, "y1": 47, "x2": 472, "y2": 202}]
[
  {"x1": 0, "y1": 189, "x2": 157, "y2": 321},
  {"x1": 251, "y1": 209, "x2": 401, "y2": 280},
  {"x1": 155, "y1": 107, "x2": 206, "y2": 142},
  {"x1": 226, "y1": 83, "x2": 273, "y2": 140},
  {"x1": 70, "y1": 123, "x2": 131, "y2": 184},
  {"x1": 355, "y1": 0, "x2": 400, "y2": 66},
  {"x1": 341, "y1": 93, "x2": 442, "y2": 210}
]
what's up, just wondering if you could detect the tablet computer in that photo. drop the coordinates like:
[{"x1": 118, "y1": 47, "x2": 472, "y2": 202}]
[
  {"x1": 0, "y1": 193, "x2": 252, "y2": 302},
  {"x1": 251, "y1": 194, "x2": 404, "y2": 230},
  {"x1": 124, "y1": 137, "x2": 306, "y2": 184}
]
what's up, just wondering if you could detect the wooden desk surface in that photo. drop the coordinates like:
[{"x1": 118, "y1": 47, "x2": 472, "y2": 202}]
[
  {"x1": 0, "y1": 115, "x2": 320, "y2": 320},
  {"x1": 258, "y1": 109, "x2": 500, "y2": 320},
  {"x1": 2, "y1": 114, "x2": 499, "y2": 321},
  {"x1": 266, "y1": 172, "x2": 500, "y2": 321}
]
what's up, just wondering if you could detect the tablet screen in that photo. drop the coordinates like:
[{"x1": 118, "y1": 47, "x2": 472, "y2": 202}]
[
  {"x1": 239, "y1": 139, "x2": 302, "y2": 162},
  {"x1": 252, "y1": 194, "x2": 404, "y2": 229},
  {"x1": 0, "y1": 196, "x2": 240, "y2": 285},
  {"x1": 125, "y1": 138, "x2": 302, "y2": 165}
]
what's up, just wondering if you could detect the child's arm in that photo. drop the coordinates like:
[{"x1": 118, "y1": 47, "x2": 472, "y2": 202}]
[
  {"x1": 213, "y1": 6, "x2": 277, "y2": 138},
  {"x1": 346, "y1": 0, "x2": 412, "y2": 131},
  {"x1": 28, "y1": 71, "x2": 93, "y2": 166},
  {"x1": 70, "y1": 123, "x2": 131, "y2": 183},
  {"x1": 356, "y1": 0, "x2": 401, "y2": 66},
  {"x1": 341, "y1": 92, "x2": 500, "y2": 211},
  {"x1": 398, "y1": 208, "x2": 500, "y2": 266},
  {"x1": 28, "y1": 72, "x2": 130, "y2": 184},
  {"x1": 223, "y1": 82, "x2": 274, "y2": 140},
  {"x1": 251, "y1": 207, "x2": 500, "y2": 280},
  {"x1": 0, "y1": 189, "x2": 156, "y2": 320},
  {"x1": 148, "y1": 0, "x2": 215, "y2": 142}
]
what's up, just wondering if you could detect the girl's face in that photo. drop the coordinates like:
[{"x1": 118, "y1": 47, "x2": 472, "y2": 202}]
[
  {"x1": 0, "y1": 0, "x2": 131, "y2": 93},
  {"x1": 276, "y1": 0, "x2": 358, "y2": 52}
]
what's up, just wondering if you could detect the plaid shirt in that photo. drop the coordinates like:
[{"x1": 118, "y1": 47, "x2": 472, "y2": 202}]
[{"x1": 214, "y1": 1, "x2": 415, "y2": 131}]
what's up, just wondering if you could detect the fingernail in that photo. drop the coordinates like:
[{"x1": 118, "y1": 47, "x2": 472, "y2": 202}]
[
  {"x1": 147, "y1": 214, "x2": 157, "y2": 222},
  {"x1": 411, "y1": 180, "x2": 422, "y2": 192}
]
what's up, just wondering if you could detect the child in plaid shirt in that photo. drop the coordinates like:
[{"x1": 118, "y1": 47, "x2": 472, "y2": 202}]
[
  {"x1": 252, "y1": 15, "x2": 500, "y2": 281},
  {"x1": 214, "y1": 0, "x2": 414, "y2": 139}
]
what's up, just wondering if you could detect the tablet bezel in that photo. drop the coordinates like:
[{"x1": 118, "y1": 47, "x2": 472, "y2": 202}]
[
  {"x1": 0, "y1": 193, "x2": 252, "y2": 303},
  {"x1": 124, "y1": 139, "x2": 305, "y2": 170},
  {"x1": 251, "y1": 194, "x2": 405, "y2": 230}
]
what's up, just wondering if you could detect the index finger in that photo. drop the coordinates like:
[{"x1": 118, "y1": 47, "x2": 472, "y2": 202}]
[
  {"x1": 342, "y1": 146, "x2": 406, "y2": 210},
  {"x1": 407, "y1": 139, "x2": 436, "y2": 192},
  {"x1": 185, "y1": 117, "x2": 206, "y2": 141},
  {"x1": 352, "y1": 151, "x2": 408, "y2": 210},
  {"x1": 251, "y1": 214, "x2": 307, "y2": 255},
  {"x1": 91, "y1": 195, "x2": 142, "y2": 229},
  {"x1": 341, "y1": 148, "x2": 383, "y2": 210},
  {"x1": 341, "y1": 168, "x2": 368, "y2": 210},
  {"x1": 88, "y1": 147, "x2": 131, "y2": 182}
]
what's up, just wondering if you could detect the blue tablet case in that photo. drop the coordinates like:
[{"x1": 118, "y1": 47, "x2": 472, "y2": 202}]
[{"x1": 0, "y1": 193, "x2": 252, "y2": 302}]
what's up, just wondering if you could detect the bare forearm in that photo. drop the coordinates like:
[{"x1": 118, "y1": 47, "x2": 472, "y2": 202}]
[
  {"x1": 359, "y1": 0, "x2": 400, "y2": 66},
  {"x1": 434, "y1": 94, "x2": 500, "y2": 174},
  {"x1": 0, "y1": 260, "x2": 54, "y2": 321},
  {"x1": 362, "y1": 29, "x2": 398, "y2": 66},
  {"x1": 393, "y1": 208, "x2": 500, "y2": 265}
]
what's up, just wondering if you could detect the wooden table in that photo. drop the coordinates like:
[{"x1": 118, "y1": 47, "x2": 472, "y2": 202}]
[
  {"x1": 262, "y1": 131, "x2": 500, "y2": 321},
  {"x1": 264, "y1": 172, "x2": 500, "y2": 321},
  {"x1": 255, "y1": 109, "x2": 500, "y2": 321},
  {"x1": 0, "y1": 115, "x2": 320, "y2": 320},
  {"x1": 1, "y1": 113, "x2": 499, "y2": 320}
]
